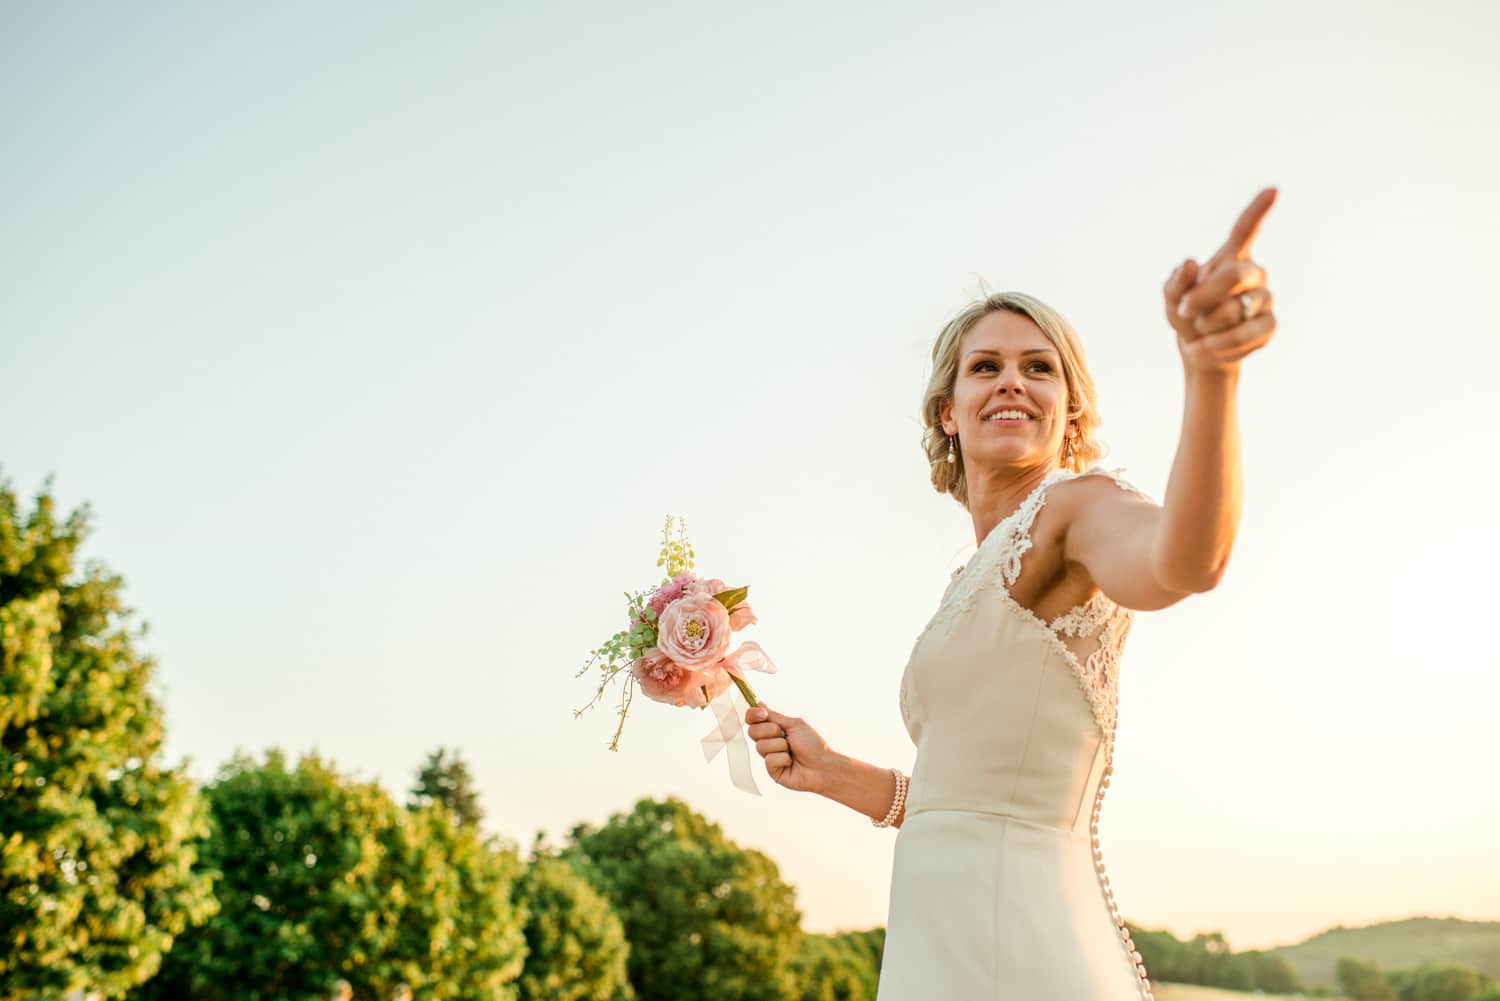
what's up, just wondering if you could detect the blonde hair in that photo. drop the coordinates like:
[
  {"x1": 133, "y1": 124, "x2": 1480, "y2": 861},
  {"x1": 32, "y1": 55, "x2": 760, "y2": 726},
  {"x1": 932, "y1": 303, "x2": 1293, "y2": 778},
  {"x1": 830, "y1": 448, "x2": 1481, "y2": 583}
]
[{"x1": 921, "y1": 291, "x2": 1104, "y2": 510}]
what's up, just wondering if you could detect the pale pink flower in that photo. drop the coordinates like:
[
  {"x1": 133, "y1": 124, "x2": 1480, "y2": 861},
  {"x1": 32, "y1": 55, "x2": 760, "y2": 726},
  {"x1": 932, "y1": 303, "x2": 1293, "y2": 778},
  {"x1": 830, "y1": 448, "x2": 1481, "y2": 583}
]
[
  {"x1": 696, "y1": 664, "x2": 732, "y2": 703},
  {"x1": 727, "y1": 601, "x2": 757, "y2": 631},
  {"x1": 646, "y1": 573, "x2": 699, "y2": 620},
  {"x1": 655, "y1": 591, "x2": 732, "y2": 669},
  {"x1": 632, "y1": 648, "x2": 731, "y2": 708},
  {"x1": 686, "y1": 577, "x2": 728, "y2": 598}
]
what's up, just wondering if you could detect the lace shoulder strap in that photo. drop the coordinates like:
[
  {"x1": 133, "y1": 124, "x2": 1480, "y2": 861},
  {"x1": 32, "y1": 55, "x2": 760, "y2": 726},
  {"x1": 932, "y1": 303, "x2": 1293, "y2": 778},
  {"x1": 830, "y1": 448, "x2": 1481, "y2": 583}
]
[
  {"x1": 990, "y1": 468, "x2": 1079, "y2": 587},
  {"x1": 988, "y1": 466, "x2": 1153, "y2": 588},
  {"x1": 1076, "y1": 465, "x2": 1154, "y2": 503}
]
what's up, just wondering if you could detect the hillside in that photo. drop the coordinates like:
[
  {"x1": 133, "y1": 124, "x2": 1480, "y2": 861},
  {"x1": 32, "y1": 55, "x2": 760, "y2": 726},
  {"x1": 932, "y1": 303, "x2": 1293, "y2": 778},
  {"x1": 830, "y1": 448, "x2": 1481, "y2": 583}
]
[{"x1": 1269, "y1": 916, "x2": 1500, "y2": 992}]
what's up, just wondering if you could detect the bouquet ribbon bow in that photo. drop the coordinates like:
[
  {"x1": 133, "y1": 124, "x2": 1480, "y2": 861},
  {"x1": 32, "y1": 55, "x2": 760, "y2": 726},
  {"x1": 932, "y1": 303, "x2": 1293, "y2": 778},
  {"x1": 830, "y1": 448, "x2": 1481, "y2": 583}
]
[{"x1": 699, "y1": 642, "x2": 777, "y2": 796}]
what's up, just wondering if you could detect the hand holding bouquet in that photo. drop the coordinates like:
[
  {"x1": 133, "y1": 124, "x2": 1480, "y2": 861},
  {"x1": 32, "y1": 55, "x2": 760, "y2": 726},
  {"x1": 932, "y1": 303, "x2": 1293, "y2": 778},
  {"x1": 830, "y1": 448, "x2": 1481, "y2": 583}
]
[{"x1": 575, "y1": 516, "x2": 777, "y2": 793}]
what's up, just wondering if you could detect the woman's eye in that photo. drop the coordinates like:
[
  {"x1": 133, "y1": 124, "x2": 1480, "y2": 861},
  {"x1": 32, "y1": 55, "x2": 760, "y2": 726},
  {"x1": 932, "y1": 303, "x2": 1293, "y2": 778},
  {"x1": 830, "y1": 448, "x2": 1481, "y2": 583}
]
[{"x1": 972, "y1": 359, "x2": 1052, "y2": 374}]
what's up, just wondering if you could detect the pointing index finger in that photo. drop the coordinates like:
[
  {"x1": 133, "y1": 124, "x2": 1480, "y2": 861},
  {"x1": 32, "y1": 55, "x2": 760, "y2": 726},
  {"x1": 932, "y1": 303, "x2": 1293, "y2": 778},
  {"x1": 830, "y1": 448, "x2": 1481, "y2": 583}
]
[{"x1": 1214, "y1": 187, "x2": 1278, "y2": 263}]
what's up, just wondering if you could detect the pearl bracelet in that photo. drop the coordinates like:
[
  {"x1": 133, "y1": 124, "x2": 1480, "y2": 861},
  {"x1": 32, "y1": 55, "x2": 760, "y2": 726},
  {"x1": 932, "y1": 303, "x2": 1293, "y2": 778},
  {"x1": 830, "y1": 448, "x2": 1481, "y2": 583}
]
[{"x1": 872, "y1": 768, "x2": 907, "y2": 828}]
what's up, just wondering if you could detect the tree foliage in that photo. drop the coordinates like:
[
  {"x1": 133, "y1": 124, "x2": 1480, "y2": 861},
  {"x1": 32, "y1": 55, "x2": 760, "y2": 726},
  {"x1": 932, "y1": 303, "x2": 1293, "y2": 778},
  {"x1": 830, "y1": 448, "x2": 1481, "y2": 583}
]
[
  {"x1": 141, "y1": 750, "x2": 526, "y2": 1001},
  {"x1": 1129, "y1": 923, "x2": 1304, "y2": 994},
  {"x1": 513, "y1": 854, "x2": 633, "y2": 1001},
  {"x1": 408, "y1": 747, "x2": 483, "y2": 829},
  {"x1": 563, "y1": 796, "x2": 802, "y2": 1001},
  {"x1": 0, "y1": 478, "x2": 216, "y2": 1000},
  {"x1": 381, "y1": 802, "x2": 529, "y2": 999},
  {"x1": 791, "y1": 928, "x2": 885, "y2": 1001},
  {"x1": 1339, "y1": 957, "x2": 1399, "y2": 1001},
  {"x1": 1387, "y1": 962, "x2": 1493, "y2": 1001}
]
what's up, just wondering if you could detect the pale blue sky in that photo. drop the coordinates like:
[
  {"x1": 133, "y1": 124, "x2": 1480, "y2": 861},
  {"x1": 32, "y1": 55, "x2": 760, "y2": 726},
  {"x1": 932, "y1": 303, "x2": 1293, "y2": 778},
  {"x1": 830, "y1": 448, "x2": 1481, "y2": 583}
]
[{"x1": 4, "y1": 2, "x2": 1497, "y2": 949}]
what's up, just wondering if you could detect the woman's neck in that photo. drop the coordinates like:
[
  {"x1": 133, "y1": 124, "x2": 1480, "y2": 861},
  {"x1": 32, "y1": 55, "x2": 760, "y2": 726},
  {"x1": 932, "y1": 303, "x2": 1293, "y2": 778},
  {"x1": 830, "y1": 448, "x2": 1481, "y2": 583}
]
[{"x1": 965, "y1": 462, "x2": 1062, "y2": 547}]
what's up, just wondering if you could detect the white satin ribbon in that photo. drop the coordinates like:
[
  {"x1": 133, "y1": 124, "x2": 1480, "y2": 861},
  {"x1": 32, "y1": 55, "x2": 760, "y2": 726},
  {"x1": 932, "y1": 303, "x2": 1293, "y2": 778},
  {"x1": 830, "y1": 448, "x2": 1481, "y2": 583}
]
[
  {"x1": 699, "y1": 641, "x2": 779, "y2": 796},
  {"x1": 701, "y1": 684, "x2": 760, "y2": 796},
  {"x1": 723, "y1": 640, "x2": 777, "y2": 678}
]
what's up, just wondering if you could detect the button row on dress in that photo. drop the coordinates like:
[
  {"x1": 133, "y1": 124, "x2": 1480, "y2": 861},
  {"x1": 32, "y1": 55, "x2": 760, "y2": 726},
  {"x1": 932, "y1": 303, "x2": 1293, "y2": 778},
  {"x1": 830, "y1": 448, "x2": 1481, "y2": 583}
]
[{"x1": 1091, "y1": 763, "x2": 1155, "y2": 1001}]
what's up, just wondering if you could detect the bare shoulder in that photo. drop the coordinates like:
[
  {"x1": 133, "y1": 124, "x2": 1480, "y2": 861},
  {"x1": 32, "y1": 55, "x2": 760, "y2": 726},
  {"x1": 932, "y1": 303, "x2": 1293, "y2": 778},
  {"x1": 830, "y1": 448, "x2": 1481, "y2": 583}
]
[
  {"x1": 1046, "y1": 470, "x2": 1158, "y2": 532},
  {"x1": 1047, "y1": 469, "x2": 1190, "y2": 612},
  {"x1": 1022, "y1": 470, "x2": 1151, "y2": 561}
]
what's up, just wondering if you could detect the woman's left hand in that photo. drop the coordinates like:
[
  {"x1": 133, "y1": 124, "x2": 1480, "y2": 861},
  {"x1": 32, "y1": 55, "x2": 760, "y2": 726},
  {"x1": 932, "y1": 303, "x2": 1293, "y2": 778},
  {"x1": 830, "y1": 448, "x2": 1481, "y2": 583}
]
[{"x1": 1163, "y1": 187, "x2": 1279, "y2": 374}]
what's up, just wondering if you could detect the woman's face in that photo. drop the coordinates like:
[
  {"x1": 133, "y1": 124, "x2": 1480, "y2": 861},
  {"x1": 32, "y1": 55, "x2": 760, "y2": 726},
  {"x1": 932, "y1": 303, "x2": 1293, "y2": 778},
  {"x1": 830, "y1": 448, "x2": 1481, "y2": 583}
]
[{"x1": 940, "y1": 310, "x2": 1069, "y2": 473}]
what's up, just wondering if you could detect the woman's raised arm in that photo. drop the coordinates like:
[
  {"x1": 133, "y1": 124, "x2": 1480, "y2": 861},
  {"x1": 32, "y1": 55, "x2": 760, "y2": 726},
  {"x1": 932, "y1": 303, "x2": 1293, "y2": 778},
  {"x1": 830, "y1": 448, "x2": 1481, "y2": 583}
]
[{"x1": 1063, "y1": 188, "x2": 1279, "y2": 608}]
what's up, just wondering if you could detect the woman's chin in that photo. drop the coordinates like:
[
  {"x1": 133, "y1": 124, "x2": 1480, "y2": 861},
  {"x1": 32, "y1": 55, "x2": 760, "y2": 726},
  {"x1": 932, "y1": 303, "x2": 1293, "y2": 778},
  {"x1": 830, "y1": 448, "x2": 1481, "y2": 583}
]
[{"x1": 964, "y1": 443, "x2": 1051, "y2": 471}]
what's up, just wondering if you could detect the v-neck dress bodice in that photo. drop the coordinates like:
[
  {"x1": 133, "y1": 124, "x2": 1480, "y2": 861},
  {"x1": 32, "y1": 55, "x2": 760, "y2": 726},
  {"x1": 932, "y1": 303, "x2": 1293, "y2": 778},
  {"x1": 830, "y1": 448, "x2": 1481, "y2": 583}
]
[{"x1": 877, "y1": 466, "x2": 1156, "y2": 1001}]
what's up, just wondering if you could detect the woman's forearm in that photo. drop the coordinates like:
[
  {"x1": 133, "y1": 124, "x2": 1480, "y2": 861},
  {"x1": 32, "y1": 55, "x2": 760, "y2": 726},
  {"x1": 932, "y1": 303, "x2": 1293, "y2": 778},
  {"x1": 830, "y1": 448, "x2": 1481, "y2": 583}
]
[
  {"x1": 817, "y1": 751, "x2": 907, "y2": 828},
  {"x1": 1153, "y1": 367, "x2": 1243, "y2": 592}
]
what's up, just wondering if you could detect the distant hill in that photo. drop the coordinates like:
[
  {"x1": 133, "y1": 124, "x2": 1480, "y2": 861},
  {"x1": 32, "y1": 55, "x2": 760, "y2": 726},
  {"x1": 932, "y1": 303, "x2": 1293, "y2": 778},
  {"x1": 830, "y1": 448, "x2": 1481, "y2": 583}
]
[{"x1": 1268, "y1": 916, "x2": 1500, "y2": 992}]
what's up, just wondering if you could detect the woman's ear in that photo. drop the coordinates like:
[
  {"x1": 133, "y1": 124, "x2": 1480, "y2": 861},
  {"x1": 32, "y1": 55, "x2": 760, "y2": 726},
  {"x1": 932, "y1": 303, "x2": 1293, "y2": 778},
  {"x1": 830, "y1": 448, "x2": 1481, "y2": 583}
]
[{"x1": 938, "y1": 399, "x2": 954, "y2": 435}]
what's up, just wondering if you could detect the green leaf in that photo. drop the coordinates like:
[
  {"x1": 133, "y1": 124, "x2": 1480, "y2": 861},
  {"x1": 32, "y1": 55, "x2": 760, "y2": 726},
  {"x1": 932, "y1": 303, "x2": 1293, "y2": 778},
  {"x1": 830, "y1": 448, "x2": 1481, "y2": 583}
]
[{"x1": 712, "y1": 586, "x2": 749, "y2": 610}]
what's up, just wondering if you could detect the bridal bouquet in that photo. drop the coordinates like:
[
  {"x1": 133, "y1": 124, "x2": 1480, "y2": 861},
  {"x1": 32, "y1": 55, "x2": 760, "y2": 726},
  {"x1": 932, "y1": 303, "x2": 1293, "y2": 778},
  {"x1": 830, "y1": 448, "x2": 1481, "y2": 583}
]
[{"x1": 575, "y1": 516, "x2": 776, "y2": 794}]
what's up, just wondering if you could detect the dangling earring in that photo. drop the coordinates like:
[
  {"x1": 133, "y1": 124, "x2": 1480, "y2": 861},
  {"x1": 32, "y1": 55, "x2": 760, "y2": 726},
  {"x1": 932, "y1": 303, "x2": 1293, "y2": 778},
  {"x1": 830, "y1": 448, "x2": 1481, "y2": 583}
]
[
  {"x1": 1062, "y1": 427, "x2": 1077, "y2": 467},
  {"x1": 946, "y1": 434, "x2": 957, "y2": 464}
]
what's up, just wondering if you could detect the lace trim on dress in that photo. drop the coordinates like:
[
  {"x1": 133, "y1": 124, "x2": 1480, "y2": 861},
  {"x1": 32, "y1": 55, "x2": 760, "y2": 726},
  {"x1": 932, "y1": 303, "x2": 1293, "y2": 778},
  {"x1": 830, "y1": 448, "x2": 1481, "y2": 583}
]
[
  {"x1": 914, "y1": 466, "x2": 1147, "y2": 757},
  {"x1": 1049, "y1": 590, "x2": 1113, "y2": 637},
  {"x1": 994, "y1": 589, "x2": 1122, "y2": 751}
]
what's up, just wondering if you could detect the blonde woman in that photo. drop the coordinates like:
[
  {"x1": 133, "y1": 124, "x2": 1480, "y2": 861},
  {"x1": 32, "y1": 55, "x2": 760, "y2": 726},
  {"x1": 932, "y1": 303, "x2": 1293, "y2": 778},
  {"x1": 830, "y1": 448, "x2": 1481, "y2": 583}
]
[{"x1": 744, "y1": 189, "x2": 1279, "y2": 1000}]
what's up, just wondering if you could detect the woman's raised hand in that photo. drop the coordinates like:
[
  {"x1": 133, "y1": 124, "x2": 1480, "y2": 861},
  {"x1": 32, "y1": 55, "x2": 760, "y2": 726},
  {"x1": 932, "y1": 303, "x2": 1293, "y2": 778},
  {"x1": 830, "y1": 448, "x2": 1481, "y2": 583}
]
[
  {"x1": 1163, "y1": 187, "x2": 1279, "y2": 374},
  {"x1": 743, "y1": 703, "x2": 837, "y2": 794}
]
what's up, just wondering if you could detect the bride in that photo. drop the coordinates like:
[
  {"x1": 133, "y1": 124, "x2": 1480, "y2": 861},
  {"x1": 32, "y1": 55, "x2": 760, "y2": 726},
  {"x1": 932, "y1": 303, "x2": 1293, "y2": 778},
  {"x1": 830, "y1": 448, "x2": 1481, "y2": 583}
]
[{"x1": 744, "y1": 189, "x2": 1278, "y2": 1000}]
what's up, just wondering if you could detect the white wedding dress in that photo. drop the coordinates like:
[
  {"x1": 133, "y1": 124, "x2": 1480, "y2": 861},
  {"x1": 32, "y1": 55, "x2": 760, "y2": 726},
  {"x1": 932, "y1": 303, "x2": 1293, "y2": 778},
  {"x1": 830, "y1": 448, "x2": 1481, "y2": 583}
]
[{"x1": 876, "y1": 466, "x2": 1155, "y2": 1000}]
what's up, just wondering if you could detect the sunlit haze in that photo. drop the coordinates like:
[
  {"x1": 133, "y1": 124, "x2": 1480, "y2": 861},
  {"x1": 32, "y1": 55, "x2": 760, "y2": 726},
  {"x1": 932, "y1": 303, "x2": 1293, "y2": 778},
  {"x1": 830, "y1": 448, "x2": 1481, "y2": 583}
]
[{"x1": 4, "y1": 1, "x2": 1497, "y2": 950}]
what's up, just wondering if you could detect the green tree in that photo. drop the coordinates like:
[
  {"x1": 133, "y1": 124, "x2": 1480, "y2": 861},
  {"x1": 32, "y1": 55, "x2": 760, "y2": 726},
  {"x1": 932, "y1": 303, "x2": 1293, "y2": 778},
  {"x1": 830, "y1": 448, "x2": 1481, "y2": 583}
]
[
  {"x1": 1242, "y1": 949, "x2": 1303, "y2": 993},
  {"x1": 836, "y1": 927, "x2": 885, "y2": 970},
  {"x1": 1128, "y1": 924, "x2": 1303, "y2": 994},
  {"x1": 563, "y1": 796, "x2": 802, "y2": 1001},
  {"x1": 1338, "y1": 956, "x2": 1397, "y2": 1001},
  {"x1": 513, "y1": 854, "x2": 633, "y2": 1001},
  {"x1": 139, "y1": 751, "x2": 403, "y2": 1000},
  {"x1": 141, "y1": 750, "x2": 527, "y2": 1001},
  {"x1": 379, "y1": 802, "x2": 529, "y2": 999},
  {"x1": 1130, "y1": 925, "x2": 1193, "y2": 984},
  {"x1": 1188, "y1": 930, "x2": 1233, "y2": 985},
  {"x1": 409, "y1": 747, "x2": 483, "y2": 829},
  {"x1": 0, "y1": 478, "x2": 216, "y2": 1000},
  {"x1": 1388, "y1": 962, "x2": 1490, "y2": 1001},
  {"x1": 791, "y1": 929, "x2": 884, "y2": 1001}
]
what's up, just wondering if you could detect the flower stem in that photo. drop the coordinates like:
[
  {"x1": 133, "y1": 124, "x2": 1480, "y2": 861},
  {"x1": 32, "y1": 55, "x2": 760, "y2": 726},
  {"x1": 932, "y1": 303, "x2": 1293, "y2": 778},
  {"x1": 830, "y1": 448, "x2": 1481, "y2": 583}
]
[{"x1": 729, "y1": 673, "x2": 759, "y2": 708}]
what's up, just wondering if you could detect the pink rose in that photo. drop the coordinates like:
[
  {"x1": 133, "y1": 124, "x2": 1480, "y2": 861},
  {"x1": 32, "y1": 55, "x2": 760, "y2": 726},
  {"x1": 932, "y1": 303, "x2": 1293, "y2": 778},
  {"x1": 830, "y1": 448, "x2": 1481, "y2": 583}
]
[
  {"x1": 655, "y1": 591, "x2": 732, "y2": 669},
  {"x1": 727, "y1": 601, "x2": 757, "y2": 631},
  {"x1": 632, "y1": 648, "x2": 731, "y2": 708}
]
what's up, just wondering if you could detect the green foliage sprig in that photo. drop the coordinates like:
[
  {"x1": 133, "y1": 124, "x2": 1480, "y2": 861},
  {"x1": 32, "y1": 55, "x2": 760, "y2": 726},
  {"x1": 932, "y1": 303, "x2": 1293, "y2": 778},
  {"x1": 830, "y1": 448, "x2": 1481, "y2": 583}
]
[{"x1": 575, "y1": 516, "x2": 698, "y2": 752}]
